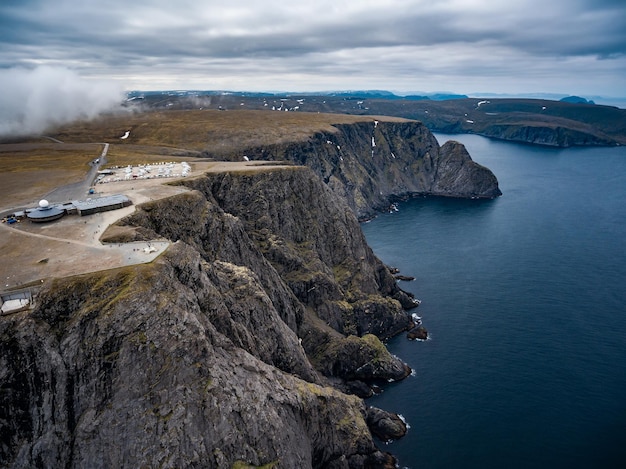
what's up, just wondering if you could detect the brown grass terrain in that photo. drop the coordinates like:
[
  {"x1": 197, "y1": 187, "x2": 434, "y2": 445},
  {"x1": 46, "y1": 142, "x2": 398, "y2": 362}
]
[
  {"x1": 0, "y1": 143, "x2": 101, "y2": 207},
  {"x1": 2, "y1": 107, "x2": 387, "y2": 289},
  {"x1": 1, "y1": 109, "x2": 408, "y2": 207},
  {"x1": 49, "y1": 109, "x2": 409, "y2": 155}
]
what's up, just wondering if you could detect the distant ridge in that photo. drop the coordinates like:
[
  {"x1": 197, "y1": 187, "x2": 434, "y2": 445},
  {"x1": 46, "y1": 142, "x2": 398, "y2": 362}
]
[
  {"x1": 119, "y1": 90, "x2": 626, "y2": 147},
  {"x1": 560, "y1": 95, "x2": 595, "y2": 105},
  {"x1": 125, "y1": 89, "x2": 625, "y2": 107},
  {"x1": 125, "y1": 89, "x2": 469, "y2": 101}
]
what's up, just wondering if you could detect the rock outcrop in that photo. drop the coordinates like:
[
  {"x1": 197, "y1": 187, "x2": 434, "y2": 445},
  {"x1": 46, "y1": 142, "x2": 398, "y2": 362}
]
[
  {"x1": 230, "y1": 120, "x2": 501, "y2": 219},
  {"x1": 1, "y1": 167, "x2": 416, "y2": 468},
  {"x1": 366, "y1": 407, "x2": 408, "y2": 441},
  {"x1": 430, "y1": 140, "x2": 501, "y2": 198},
  {"x1": 0, "y1": 249, "x2": 396, "y2": 468}
]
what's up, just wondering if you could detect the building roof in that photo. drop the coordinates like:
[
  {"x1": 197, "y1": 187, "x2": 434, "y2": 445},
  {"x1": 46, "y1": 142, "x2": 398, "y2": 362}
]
[
  {"x1": 71, "y1": 194, "x2": 131, "y2": 212},
  {"x1": 26, "y1": 205, "x2": 65, "y2": 220}
]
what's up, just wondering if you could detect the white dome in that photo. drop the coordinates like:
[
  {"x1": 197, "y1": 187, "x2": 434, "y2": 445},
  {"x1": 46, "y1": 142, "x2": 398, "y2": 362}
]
[{"x1": 39, "y1": 199, "x2": 49, "y2": 208}]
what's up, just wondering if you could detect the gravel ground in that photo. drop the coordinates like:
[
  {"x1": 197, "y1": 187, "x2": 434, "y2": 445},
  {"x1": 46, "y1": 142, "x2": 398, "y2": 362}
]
[{"x1": 0, "y1": 160, "x2": 292, "y2": 290}]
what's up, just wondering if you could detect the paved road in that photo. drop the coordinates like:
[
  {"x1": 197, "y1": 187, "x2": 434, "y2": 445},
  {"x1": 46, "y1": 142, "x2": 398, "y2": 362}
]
[{"x1": 43, "y1": 143, "x2": 109, "y2": 203}]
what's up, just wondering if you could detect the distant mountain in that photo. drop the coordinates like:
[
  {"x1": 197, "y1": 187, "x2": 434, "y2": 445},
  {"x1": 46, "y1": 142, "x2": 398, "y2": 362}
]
[
  {"x1": 316, "y1": 91, "x2": 468, "y2": 100},
  {"x1": 472, "y1": 92, "x2": 569, "y2": 100},
  {"x1": 125, "y1": 89, "x2": 472, "y2": 102},
  {"x1": 324, "y1": 90, "x2": 399, "y2": 99},
  {"x1": 560, "y1": 95, "x2": 595, "y2": 105},
  {"x1": 424, "y1": 93, "x2": 469, "y2": 100}
]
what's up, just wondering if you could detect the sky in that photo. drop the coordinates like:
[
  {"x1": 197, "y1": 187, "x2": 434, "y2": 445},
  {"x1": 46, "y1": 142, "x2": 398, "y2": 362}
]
[{"x1": 0, "y1": 0, "x2": 625, "y2": 99}]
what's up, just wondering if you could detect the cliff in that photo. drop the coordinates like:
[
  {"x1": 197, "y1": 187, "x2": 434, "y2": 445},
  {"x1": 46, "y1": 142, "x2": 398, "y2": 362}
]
[
  {"x1": 1, "y1": 168, "x2": 414, "y2": 468},
  {"x1": 0, "y1": 116, "x2": 500, "y2": 468},
  {"x1": 29, "y1": 109, "x2": 501, "y2": 219},
  {"x1": 364, "y1": 98, "x2": 626, "y2": 147},
  {"x1": 234, "y1": 120, "x2": 501, "y2": 219},
  {"x1": 473, "y1": 122, "x2": 617, "y2": 147}
]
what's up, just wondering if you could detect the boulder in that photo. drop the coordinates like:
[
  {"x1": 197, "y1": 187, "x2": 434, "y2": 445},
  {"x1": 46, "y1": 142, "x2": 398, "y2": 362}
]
[{"x1": 366, "y1": 407, "x2": 408, "y2": 441}]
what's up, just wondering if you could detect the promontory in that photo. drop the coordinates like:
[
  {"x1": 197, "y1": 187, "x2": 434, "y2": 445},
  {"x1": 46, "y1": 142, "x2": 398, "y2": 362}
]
[{"x1": 0, "y1": 109, "x2": 500, "y2": 468}]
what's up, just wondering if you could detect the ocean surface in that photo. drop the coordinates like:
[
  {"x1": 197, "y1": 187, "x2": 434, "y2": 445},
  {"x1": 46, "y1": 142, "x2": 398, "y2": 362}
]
[{"x1": 362, "y1": 134, "x2": 626, "y2": 469}]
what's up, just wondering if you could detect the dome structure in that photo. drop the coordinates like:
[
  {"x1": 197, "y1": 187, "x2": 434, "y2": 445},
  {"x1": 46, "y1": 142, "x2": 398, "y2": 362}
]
[{"x1": 27, "y1": 200, "x2": 65, "y2": 223}]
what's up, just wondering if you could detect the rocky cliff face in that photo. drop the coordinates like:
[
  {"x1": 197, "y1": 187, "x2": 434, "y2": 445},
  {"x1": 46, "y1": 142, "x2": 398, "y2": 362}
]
[
  {"x1": 234, "y1": 120, "x2": 501, "y2": 219},
  {"x1": 0, "y1": 120, "x2": 500, "y2": 468},
  {"x1": 0, "y1": 248, "x2": 394, "y2": 468},
  {"x1": 1, "y1": 168, "x2": 414, "y2": 468},
  {"x1": 478, "y1": 123, "x2": 617, "y2": 147}
]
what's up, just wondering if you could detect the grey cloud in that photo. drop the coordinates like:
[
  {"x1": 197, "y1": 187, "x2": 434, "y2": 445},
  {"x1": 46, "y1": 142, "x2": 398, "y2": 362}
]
[
  {"x1": 0, "y1": 66, "x2": 125, "y2": 137},
  {"x1": 3, "y1": 1, "x2": 619, "y2": 58},
  {"x1": 0, "y1": 0, "x2": 624, "y2": 96}
]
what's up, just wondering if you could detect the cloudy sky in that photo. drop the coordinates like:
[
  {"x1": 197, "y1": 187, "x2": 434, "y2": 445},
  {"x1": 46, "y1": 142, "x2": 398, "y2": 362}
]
[{"x1": 1, "y1": 0, "x2": 625, "y2": 97}]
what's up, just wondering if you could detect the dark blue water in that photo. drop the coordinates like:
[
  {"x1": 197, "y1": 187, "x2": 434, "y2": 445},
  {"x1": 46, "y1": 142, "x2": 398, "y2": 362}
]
[{"x1": 362, "y1": 134, "x2": 626, "y2": 469}]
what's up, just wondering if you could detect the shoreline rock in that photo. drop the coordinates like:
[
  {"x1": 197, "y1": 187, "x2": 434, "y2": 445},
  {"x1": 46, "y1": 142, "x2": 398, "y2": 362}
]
[
  {"x1": 407, "y1": 324, "x2": 429, "y2": 341},
  {"x1": 366, "y1": 407, "x2": 409, "y2": 441},
  {"x1": 394, "y1": 274, "x2": 415, "y2": 282}
]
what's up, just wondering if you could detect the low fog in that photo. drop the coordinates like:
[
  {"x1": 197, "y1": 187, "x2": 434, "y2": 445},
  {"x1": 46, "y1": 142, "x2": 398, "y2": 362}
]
[{"x1": 0, "y1": 66, "x2": 125, "y2": 137}]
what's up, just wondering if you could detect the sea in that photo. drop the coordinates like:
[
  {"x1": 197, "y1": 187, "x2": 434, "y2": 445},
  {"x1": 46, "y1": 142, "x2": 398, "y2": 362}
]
[{"x1": 362, "y1": 133, "x2": 626, "y2": 469}]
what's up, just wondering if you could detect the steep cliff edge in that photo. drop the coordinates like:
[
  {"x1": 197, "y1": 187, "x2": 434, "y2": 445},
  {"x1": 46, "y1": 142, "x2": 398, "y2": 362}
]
[
  {"x1": 222, "y1": 120, "x2": 501, "y2": 219},
  {"x1": 118, "y1": 169, "x2": 416, "y2": 383},
  {"x1": 1, "y1": 168, "x2": 414, "y2": 468},
  {"x1": 355, "y1": 98, "x2": 626, "y2": 148},
  {"x1": 0, "y1": 115, "x2": 500, "y2": 468},
  {"x1": 0, "y1": 250, "x2": 394, "y2": 468}
]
